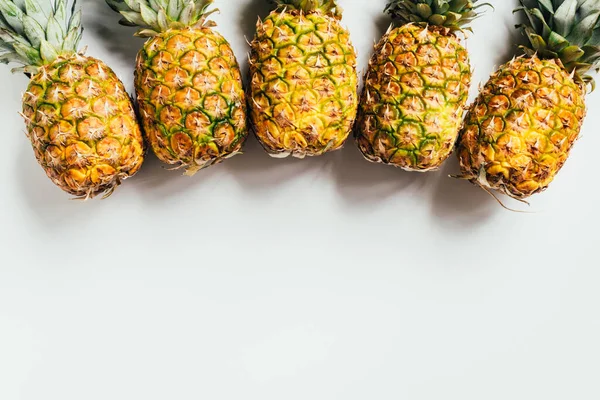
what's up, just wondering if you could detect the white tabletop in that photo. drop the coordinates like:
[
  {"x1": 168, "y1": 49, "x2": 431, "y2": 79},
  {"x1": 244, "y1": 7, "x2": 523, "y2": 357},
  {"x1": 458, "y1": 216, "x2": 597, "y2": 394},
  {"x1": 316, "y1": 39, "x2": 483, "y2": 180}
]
[{"x1": 1, "y1": 1, "x2": 598, "y2": 399}]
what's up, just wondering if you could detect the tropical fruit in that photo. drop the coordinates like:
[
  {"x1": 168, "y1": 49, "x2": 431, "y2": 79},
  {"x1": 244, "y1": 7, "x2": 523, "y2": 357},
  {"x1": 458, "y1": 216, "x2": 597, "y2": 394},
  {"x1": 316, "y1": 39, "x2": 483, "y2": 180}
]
[
  {"x1": 356, "y1": 0, "x2": 487, "y2": 171},
  {"x1": 249, "y1": 0, "x2": 358, "y2": 158},
  {"x1": 456, "y1": 0, "x2": 600, "y2": 200},
  {"x1": 0, "y1": 0, "x2": 145, "y2": 198},
  {"x1": 107, "y1": 0, "x2": 248, "y2": 175}
]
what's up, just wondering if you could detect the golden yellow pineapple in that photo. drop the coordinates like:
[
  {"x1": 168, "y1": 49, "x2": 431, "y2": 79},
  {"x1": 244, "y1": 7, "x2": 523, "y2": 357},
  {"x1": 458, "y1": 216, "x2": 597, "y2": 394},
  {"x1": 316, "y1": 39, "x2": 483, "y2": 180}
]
[
  {"x1": 107, "y1": 0, "x2": 248, "y2": 175},
  {"x1": 1, "y1": 0, "x2": 145, "y2": 199},
  {"x1": 356, "y1": 0, "x2": 487, "y2": 171},
  {"x1": 456, "y1": 0, "x2": 600, "y2": 200},
  {"x1": 249, "y1": 0, "x2": 358, "y2": 158}
]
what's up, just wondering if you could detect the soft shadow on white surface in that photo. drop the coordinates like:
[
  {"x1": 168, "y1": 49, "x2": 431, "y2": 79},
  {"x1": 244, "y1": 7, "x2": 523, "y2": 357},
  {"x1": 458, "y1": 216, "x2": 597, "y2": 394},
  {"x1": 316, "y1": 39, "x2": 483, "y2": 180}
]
[
  {"x1": 129, "y1": 153, "x2": 219, "y2": 201},
  {"x1": 364, "y1": 7, "x2": 394, "y2": 55},
  {"x1": 81, "y1": 0, "x2": 143, "y2": 65},
  {"x1": 430, "y1": 157, "x2": 498, "y2": 229},
  {"x1": 16, "y1": 144, "x2": 92, "y2": 227},
  {"x1": 332, "y1": 144, "x2": 423, "y2": 205},
  {"x1": 239, "y1": 0, "x2": 273, "y2": 42},
  {"x1": 223, "y1": 136, "x2": 336, "y2": 192},
  {"x1": 236, "y1": 0, "x2": 273, "y2": 82},
  {"x1": 479, "y1": 8, "x2": 529, "y2": 74}
]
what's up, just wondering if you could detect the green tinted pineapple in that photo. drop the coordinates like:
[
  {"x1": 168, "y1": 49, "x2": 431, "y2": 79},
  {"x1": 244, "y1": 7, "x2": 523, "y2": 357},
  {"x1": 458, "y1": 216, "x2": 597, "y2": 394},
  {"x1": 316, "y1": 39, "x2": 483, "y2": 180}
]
[
  {"x1": 356, "y1": 0, "x2": 487, "y2": 171},
  {"x1": 249, "y1": 0, "x2": 359, "y2": 158},
  {"x1": 107, "y1": 0, "x2": 248, "y2": 175}
]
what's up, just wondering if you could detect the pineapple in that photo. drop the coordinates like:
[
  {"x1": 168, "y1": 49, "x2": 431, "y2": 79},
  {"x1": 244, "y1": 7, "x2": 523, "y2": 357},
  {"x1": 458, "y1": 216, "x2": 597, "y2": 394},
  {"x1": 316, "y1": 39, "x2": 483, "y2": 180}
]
[
  {"x1": 249, "y1": 0, "x2": 358, "y2": 158},
  {"x1": 106, "y1": 0, "x2": 248, "y2": 175},
  {"x1": 356, "y1": 0, "x2": 487, "y2": 172},
  {"x1": 0, "y1": 0, "x2": 145, "y2": 199},
  {"x1": 457, "y1": 0, "x2": 600, "y2": 200}
]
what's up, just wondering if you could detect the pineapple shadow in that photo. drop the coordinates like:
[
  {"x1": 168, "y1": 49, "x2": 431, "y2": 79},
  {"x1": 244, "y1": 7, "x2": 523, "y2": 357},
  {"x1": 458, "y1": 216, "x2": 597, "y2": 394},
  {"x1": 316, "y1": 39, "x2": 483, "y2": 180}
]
[
  {"x1": 481, "y1": 11, "x2": 528, "y2": 76},
  {"x1": 373, "y1": 14, "x2": 393, "y2": 41},
  {"x1": 332, "y1": 144, "x2": 424, "y2": 205},
  {"x1": 222, "y1": 136, "x2": 336, "y2": 191},
  {"x1": 238, "y1": 0, "x2": 273, "y2": 80},
  {"x1": 493, "y1": 22, "x2": 527, "y2": 68},
  {"x1": 128, "y1": 149, "x2": 237, "y2": 202},
  {"x1": 430, "y1": 157, "x2": 498, "y2": 227},
  {"x1": 16, "y1": 144, "x2": 93, "y2": 227},
  {"x1": 354, "y1": 13, "x2": 393, "y2": 80},
  {"x1": 80, "y1": 0, "x2": 143, "y2": 68}
]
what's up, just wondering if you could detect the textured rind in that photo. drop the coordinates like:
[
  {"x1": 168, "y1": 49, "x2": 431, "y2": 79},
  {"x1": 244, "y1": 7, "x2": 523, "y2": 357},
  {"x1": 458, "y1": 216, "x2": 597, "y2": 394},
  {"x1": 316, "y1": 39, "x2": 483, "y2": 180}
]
[
  {"x1": 22, "y1": 55, "x2": 145, "y2": 198},
  {"x1": 457, "y1": 56, "x2": 586, "y2": 199},
  {"x1": 249, "y1": 9, "x2": 358, "y2": 158},
  {"x1": 136, "y1": 28, "x2": 248, "y2": 174},
  {"x1": 356, "y1": 24, "x2": 472, "y2": 171}
]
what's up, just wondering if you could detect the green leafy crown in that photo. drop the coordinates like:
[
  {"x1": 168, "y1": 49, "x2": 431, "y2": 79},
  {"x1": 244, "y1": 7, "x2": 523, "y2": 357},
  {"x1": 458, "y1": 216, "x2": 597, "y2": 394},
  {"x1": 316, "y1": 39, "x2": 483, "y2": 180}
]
[
  {"x1": 269, "y1": 0, "x2": 343, "y2": 18},
  {"x1": 516, "y1": 0, "x2": 600, "y2": 86},
  {"x1": 106, "y1": 0, "x2": 218, "y2": 37},
  {"x1": 0, "y1": 0, "x2": 82, "y2": 73},
  {"x1": 385, "y1": 0, "x2": 491, "y2": 32}
]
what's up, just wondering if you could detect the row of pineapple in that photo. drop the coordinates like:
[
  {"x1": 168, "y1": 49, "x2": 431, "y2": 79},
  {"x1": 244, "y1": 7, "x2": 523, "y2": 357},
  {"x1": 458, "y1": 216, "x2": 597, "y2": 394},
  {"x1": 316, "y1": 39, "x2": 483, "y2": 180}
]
[{"x1": 1, "y1": 0, "x2": 598, "y2": 203}]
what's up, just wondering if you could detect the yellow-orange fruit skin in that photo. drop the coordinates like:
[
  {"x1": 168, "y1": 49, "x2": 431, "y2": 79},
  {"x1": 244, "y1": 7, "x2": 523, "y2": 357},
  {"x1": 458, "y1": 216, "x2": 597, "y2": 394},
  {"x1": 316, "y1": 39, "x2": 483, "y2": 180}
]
[
  {"x1": 457, "y1": 56, "x2": 586, "y2": 199},
  {"x1": 356, "y1": 24, "x2": 472, "y2": 171},
  {"x1": 249, "y1": 10, "x2": 358, "y2": 158},
  {"x1": 136, "y1": 28, "x2": 248, "y2": 174},
  {"x1": 22, "y1": 55, "x2": 145, "y2": 198}
]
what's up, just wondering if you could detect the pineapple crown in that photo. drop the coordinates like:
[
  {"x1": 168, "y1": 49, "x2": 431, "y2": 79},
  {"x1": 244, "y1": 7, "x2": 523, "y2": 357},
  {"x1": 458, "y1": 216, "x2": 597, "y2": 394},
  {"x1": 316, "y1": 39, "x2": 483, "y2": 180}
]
[
  {"x1": 385, "y1": 0, "x2": 491, "y2": 32},
  {"x1": 106, "y1": 0, "x2": 218, "y2": 37},
  {"x1": 516, "y1": 0, "x2": 600, "y2": 87},
  {"x1": 269, "y1": 0, "x2": 343, "y2": 19},
  {"x1": 0, "y1": 0, "x2": 83, "y2": 74}
]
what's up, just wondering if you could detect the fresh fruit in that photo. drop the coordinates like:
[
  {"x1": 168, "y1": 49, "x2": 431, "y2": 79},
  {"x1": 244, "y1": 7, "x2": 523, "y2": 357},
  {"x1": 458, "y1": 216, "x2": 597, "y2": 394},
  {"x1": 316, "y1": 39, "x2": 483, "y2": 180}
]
[
  {"x1": 106, "y1": 0, "x2": 248, "y2": 175},
  {"x1": 249, "y1": 0, "x2": 358, "y2": 158},
  {"x1": 0, "y1": 0, "x2": 145, "y2": 198},
  {"x1": 356, "y1": 0, "x2": 486, "y2": 171},
  {"x1": 456, "y1": 0, "x2": 600, "y2": 200}
]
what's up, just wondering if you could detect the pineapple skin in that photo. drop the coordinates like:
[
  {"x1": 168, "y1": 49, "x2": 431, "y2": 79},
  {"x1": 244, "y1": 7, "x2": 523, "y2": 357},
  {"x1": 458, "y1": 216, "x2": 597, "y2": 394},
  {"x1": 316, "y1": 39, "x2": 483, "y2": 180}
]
[
  {"x1": 356, "y1": 24, "x2": 472, "y2": 171},
  {"x1": 249, "y1": 10, "x2": 359, "y2": 158},
  {"x1": 135, "y1": 28, "x2": 248, "y2": 175},
  {"x1": 457, "y1": 56, "x2": 586, "y2": 199},
  {"x1": 22, "y1": 55, "x2": 145, "y2": 198}
]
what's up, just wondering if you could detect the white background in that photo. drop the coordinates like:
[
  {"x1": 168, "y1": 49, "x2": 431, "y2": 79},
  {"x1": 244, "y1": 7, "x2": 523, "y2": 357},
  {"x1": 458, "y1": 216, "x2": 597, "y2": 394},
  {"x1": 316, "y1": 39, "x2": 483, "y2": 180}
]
[{"x1": 1, "y1": 1, "x2": 599, "y2": 399}]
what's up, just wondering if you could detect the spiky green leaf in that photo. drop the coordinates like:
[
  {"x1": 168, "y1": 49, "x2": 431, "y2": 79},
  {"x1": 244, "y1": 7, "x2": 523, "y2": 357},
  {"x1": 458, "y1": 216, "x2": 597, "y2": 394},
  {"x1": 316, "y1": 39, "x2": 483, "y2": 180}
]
[
  {"x1": 105, "y1": 0, "x2": 218, "y2": 36},
  {"x1": 385, "y1": 0, "x2": 492, "y2": 31},
  {"x1": 0, "y1": 0, "x2": 82, "y2": 72}
]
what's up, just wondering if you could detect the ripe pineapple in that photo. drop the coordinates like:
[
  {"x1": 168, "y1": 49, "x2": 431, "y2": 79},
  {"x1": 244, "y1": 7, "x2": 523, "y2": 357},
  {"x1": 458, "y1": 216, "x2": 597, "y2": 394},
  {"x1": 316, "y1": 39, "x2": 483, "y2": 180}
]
[
  {"x1": 249, "y1": 0, "x2": 358, "y2": 158},
  {"x1": 107, "y1": 0, "x2": 248, "y2": 175},
  {"x1": 457, "y1": 0, "x2": 600, "y2": 200},
  {"x1": 0, "y1": 0, "x2": 145, "y2": 198},
  {"x1": 356, "y1": 0, "x2": 487, "y2": 172}
]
